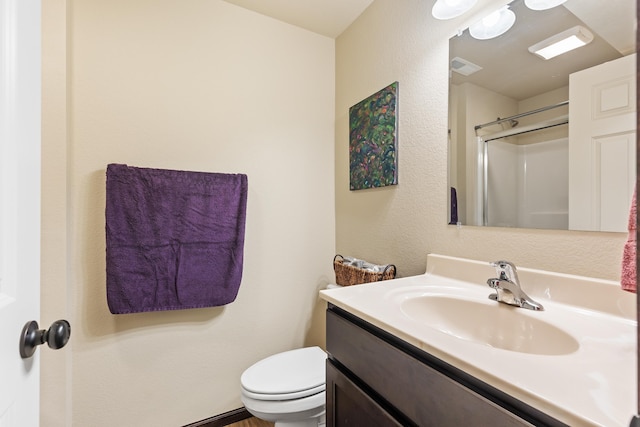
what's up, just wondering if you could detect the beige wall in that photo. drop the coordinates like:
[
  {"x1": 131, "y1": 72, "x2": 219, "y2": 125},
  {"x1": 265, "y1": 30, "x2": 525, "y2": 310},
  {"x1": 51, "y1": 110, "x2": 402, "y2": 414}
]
[
  {"x1": 42, "y1": 0, "x2": 632, "y2": 425},
  {"x1": 335, "y1": 0, "x2": 627, "y2": 279},
  {"x1": 42, "y1": 0, "x2": 335, "y2": 425}
]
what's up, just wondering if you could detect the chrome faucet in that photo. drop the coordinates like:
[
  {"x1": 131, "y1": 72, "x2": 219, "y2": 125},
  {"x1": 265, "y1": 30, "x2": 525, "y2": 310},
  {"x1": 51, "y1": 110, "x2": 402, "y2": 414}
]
[{"x1": 487, "y1": 260, "x2": 543, "y2": 311}]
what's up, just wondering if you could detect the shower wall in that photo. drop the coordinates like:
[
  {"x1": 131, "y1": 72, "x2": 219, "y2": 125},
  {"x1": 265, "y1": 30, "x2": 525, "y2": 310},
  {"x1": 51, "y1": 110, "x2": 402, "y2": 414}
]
[
  {"x1": 517, "y1": 138, "x2": 569, "y2": 229},
  {"x1": 486, "y1": 139, "x2": 518, "y2": 227},
  {"x1": 486, "y1": 137, "x2": 568, "y2": 229}
]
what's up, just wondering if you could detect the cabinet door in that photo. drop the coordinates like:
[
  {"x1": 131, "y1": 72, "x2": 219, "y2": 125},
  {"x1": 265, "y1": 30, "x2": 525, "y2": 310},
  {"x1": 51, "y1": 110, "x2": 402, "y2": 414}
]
[{"x1": 326, "y1": 361, "x2": 404, "y2": 427}]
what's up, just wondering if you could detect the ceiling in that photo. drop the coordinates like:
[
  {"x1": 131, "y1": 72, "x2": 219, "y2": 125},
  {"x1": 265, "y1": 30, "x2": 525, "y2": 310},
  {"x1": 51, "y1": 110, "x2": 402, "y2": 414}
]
[
  {"x1": 450, "y1": 0, "x2": 636, "y2": 100},
  {"x1": 221, "y1": 0, "x2": 375, "y2": 38},
  {"x1": 221, "y1": 0, "x2": 635, "y2": 100}
]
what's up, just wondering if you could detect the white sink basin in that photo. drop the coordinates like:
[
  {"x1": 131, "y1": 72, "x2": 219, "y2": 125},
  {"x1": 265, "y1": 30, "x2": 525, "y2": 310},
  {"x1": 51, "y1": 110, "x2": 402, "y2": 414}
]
[{"x1": 400, "y1": 295, "x2": 579, "y2": 355}]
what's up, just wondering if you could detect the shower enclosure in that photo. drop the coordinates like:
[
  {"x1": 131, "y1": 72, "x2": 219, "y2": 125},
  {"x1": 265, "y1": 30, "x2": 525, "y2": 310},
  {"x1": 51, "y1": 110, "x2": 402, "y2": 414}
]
[{"x1": 477, "y1": 101, "x2": 569, "y2": 229}]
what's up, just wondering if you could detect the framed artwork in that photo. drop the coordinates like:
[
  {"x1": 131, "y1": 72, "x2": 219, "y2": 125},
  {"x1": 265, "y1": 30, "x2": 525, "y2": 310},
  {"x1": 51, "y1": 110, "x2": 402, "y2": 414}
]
[{"x1": 349, "y1": 81, "x2": 398, "y2": 191}]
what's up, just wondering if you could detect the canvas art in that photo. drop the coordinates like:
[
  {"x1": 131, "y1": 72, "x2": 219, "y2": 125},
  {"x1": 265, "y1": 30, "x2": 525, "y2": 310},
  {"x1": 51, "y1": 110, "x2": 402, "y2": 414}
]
[{"x1": 349, "y1": 81, "x2": 398, "y2": 191}]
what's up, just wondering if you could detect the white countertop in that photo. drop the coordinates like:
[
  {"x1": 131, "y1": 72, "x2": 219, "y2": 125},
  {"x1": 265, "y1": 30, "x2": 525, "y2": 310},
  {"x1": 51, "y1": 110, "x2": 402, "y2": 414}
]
[{"x1": 320, "y1": 254, "x2": 637, "y2": 427}]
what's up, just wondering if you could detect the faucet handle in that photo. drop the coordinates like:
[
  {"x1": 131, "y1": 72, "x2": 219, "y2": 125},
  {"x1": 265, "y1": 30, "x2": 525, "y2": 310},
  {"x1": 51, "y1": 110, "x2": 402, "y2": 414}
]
[
  {"x1": 490, "y1": 260, "x2": 516, "y2": 270},
  {"x1": 490, "y1": 260, "x2": 519, "y2": 282}
]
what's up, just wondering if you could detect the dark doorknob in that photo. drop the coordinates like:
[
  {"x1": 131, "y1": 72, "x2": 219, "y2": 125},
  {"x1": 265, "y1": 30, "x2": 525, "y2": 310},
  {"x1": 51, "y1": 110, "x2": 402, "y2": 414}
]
[{"x1": 19, "y1": 319, "x2": 71, "y2": 359}]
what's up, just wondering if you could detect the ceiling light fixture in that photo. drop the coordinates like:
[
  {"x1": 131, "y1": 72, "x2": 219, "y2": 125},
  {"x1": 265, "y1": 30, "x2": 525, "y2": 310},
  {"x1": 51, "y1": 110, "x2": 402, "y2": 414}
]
[
  {"x1": 528, "y1": 26, "x2": 594, "y2": 60},
  {"x1": 431, "y1": 0, "x2": 477, "y2": 20},
  {"x1": 524, "y1": 0, "x2": 567, "y2": 11},
  {"x1": 468, "y1": 6, "x2": 515, "y2": 40}
]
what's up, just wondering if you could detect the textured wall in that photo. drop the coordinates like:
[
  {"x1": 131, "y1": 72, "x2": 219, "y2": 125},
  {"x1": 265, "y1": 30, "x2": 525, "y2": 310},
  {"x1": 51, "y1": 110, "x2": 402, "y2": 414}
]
[
  {"x1": 335, "y1": 0, "x2": 628, "y2": 280},
  {"x1": 42, "y1": 1, "x2": 335, "y2": 425}
]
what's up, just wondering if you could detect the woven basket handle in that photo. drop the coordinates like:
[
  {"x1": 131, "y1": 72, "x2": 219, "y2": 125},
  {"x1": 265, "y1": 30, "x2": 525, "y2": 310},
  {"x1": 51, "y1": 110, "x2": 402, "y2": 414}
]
[
  {"x1": 380, "y1": 264, "x2": 396, "y2": 279},
  {"x1": 333, "y1": 254, "x2": 344, "y2": 270}
]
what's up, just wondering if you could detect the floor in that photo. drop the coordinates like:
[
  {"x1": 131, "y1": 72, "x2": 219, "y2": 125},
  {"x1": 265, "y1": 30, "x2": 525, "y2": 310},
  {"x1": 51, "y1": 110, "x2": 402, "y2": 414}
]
[{"x1": 227, "y1": 417, "x2": 274, "y2": 427}]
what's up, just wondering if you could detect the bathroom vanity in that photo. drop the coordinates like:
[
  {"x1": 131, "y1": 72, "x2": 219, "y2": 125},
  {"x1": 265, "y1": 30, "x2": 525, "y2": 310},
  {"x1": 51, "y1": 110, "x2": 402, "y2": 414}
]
[
  {"x1": 326, "y1": 305, "x2": 559, "y2": 426},
  {"x1": 320, "y1": 254, "x2": 637, "y2": 426}
]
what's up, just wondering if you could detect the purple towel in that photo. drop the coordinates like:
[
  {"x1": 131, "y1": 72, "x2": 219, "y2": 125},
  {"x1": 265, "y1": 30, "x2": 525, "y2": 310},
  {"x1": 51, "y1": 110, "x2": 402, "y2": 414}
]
[{"x1": 105, "y1": 164, "x2": 248, "y2": 314}]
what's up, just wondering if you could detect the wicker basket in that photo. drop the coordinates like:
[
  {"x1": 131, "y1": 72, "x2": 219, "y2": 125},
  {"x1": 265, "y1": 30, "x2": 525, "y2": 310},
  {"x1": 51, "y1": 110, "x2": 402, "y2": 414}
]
[{"x1": 333, "y1": 254, "x2": 396, "y2": 286}]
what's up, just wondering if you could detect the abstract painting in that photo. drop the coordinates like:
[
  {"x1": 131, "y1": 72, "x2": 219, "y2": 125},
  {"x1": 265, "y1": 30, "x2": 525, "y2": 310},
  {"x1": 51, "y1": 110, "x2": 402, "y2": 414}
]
[{"x1": 349, "y1": 81, "x2": 398, "y2": 191}]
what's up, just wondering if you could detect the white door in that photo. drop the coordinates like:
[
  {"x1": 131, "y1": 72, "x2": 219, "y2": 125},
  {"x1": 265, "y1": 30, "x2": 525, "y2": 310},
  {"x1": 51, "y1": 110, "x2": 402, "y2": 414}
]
[
  {"x1": 568, "y1": 53, "x2": 637, "y2": 232},
  {"x1": 1, "y1": 0, "x2": 41, "y2": 425}
]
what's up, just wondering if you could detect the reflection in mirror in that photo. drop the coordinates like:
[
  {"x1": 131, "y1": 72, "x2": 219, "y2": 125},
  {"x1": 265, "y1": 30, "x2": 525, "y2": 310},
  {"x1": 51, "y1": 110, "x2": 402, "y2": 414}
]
[{"x1": 448, "y1": 0, "x2": 636, "y2": 231}]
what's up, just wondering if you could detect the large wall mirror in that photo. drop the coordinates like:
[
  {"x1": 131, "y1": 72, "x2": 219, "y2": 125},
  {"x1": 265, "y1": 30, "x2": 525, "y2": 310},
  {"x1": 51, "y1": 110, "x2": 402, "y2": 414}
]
[{"x1": 448, "y1": 0, "x2": 636, "y2": 231}]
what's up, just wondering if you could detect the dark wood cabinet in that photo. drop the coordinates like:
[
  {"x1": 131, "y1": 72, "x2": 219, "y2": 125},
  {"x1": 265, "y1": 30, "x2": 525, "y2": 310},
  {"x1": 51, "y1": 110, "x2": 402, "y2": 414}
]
[
  {"x1": 326, "y1": 304, "x2": 567, "y2": 427},
  {"x1": 326, "y1": 361, "x2": 403, "y2": 427}
]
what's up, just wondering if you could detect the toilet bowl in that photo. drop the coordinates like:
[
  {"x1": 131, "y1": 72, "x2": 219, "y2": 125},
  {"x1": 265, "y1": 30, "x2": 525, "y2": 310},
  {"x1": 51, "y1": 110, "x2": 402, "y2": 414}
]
[{"x1": 240, "y1": 346, "x2": 327, "y2": 427}]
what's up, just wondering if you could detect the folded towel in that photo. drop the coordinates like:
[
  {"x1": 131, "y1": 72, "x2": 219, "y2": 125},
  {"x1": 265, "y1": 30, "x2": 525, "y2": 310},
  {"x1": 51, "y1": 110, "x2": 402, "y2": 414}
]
[
  {"x1": 106, "y1": 164, "x2": 248, "y2": 314},
  {"x1": 621, "y1": 186, "x2": 636, "y2": 293}
]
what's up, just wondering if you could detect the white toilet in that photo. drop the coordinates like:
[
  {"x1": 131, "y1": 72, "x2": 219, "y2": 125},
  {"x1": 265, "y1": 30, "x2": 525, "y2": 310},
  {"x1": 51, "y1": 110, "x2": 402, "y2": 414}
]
[{"x1": 240, "y1": 346, "x2": 327, "y2": 427}]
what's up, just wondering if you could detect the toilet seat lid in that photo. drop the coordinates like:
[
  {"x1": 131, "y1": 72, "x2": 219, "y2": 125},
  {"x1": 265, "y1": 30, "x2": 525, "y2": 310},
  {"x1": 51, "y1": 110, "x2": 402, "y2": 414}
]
[{"x1": 241, "y1": 346, "x2": 327, "y2": 397}]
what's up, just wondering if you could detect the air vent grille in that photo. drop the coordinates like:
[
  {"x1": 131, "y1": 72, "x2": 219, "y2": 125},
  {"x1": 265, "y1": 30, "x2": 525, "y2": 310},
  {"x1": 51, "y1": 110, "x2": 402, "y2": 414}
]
[{"x1": 450, "y1": 56, "x2": 482, "y2": 76}]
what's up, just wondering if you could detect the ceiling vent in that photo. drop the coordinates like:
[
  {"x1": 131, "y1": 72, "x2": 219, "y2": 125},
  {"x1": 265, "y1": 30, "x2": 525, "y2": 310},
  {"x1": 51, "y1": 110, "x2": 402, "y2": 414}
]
[{"x1": 451, "y1": 56, "x2": 483, "y2": 76}]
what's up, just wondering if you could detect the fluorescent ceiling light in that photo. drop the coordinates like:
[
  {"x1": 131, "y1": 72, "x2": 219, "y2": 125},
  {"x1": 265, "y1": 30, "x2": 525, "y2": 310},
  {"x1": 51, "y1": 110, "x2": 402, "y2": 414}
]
[
  {"x1": 469, "y1": 6, "x2": 515, "y2": 40},
  {"x1": 432, "y1": 0, "x2": 477, "y2": 20},
  {"x1": 528, "y1": 26, "x2": 594, "y2": 60},
  {"x1": 524, "y1": 0, "x2": 567, "y2": 11}
]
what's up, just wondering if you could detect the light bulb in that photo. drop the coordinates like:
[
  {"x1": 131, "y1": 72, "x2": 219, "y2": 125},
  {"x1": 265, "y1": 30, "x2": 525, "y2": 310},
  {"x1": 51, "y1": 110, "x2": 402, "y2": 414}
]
[
  {"x1": 524, "y1": 0, "x2": 567, "y2": 11},
  {"x1": 469, "y1": 6, "x2": 516, "y2": 40},
  {"x1": 482, "y1": 10, "x2": 501, "y2": 28},
  {"x1": 432, "y1": 0, "x2": 477, "y2": 20}
]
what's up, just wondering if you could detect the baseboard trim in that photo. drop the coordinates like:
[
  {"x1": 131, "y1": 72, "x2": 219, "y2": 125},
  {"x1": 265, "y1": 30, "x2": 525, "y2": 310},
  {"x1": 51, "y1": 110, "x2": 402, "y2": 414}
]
[{"x1": 183, "y1": 407, "x2": 252, "y2": 427}]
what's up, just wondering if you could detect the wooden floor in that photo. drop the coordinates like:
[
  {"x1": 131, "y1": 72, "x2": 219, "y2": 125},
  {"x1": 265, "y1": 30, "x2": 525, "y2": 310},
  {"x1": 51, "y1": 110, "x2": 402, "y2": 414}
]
[{"x1": 227, "y1": 417, "x2": 274, "y2": 427}]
